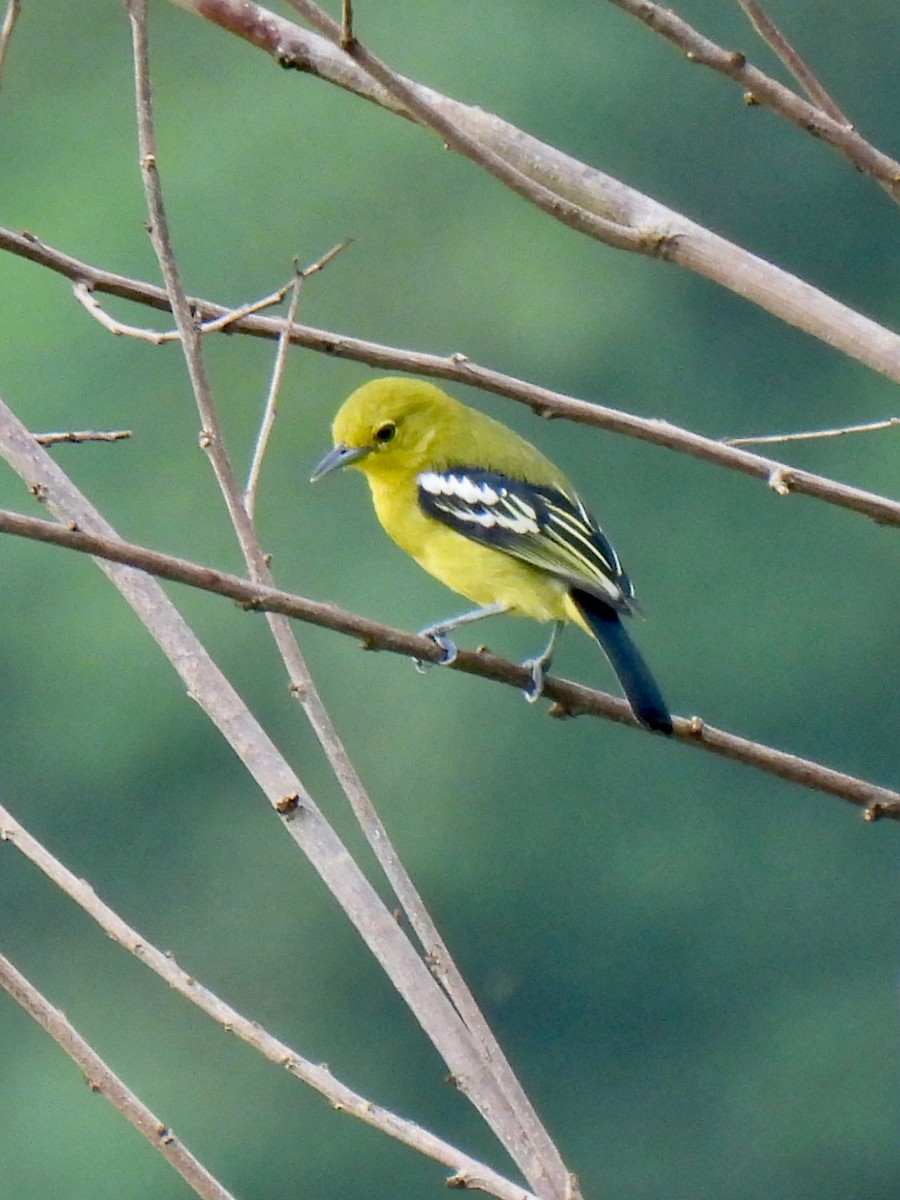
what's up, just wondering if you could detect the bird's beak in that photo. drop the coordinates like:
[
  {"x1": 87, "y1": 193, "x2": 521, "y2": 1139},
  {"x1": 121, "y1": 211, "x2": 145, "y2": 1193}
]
[{"x1": 310, "y1": 442, "x2": 372, "y2": 482}]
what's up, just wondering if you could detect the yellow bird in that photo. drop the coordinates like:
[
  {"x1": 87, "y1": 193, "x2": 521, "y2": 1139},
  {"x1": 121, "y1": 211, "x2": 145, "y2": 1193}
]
[{"x1": 311, "y1": 377, "x2": 672, "y2": 734}]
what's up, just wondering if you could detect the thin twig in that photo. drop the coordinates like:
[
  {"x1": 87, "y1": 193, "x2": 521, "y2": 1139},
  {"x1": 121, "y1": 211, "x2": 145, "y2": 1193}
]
[
  {"x1": 127, "y1": 0, "x2": 256, "y2": 544},
  {"x1": 0, "y1": 950, "x2": 237, "y2": 1200},
  {"x1": 737, "y1": 0, "x2": 850, "y2": 124},
  {"x1": 167, "y1": 0, "x2": 900, "y2": 232},
  {"x1": 340, "y1": 0, "x2": 353, "y2": 49},
  {"x1": 244, "y1": 266, "x2": 303, "y2": 518},
  {"x1": 75, "y1": 276, "x2": 297, "y2": 343},
  {"x1": 602, "y1": 0, "x2": 900, "y2": 203},
  {"x1": 283, "y1": 0, "x2": 644, "y2": 252},
  {"x1": 3, "y1": 229, "x2": 899, "y2": 529},
  {"x1": 74, "y1": 278, "x2": 180, "y2": 342},
  {"x1": 725, "y1": 417, "x2": 900, "y2": 446},
  {"x1": 0, "y1": 804, "x2": 537, "y2": 1200},
  {"x1": 34, "y1": 429, "x2": 132, "y2": 445},
  {"x1": 0, "y1": 394, "x2": 567, "y2": 1200},
  {"x1": 195, "y1": 279, "x2": 298, "y2": 331},
  {"x1": 244, "y1": 240, "x2": 351, "y2": 517},
  {"x1": 123, "y1": 13, "x2": 569, "y2": 1194},
  {"x1": 126, "y1": 13, "x2": 568, "y2": 1178},
  {"x1": 1, "y1": 503, "x2": 897, "y2": 821},
  {"x1": 0, "y1": 0, "x2": 20, "y2": 93}
]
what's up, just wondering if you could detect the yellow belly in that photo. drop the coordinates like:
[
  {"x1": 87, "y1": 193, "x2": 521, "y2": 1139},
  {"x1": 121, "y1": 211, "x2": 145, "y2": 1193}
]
[{"x1": 369, "y1": 475, "x2": 573, "y2": 624}]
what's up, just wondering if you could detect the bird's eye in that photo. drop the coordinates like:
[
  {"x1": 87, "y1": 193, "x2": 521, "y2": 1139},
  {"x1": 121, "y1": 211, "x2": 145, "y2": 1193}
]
[{"x1": 374, "y1": 422, "x2": 396, "y2": 444}]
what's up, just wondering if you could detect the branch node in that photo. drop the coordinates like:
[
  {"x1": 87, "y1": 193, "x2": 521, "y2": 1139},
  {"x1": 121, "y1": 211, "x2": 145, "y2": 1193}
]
[
  {"x1": 275, "y1": 793, "x2": 301, "y2": 815},
  {"x1": 687, "y1": 715, "x2": 705, "y2": 736},
  {"x1": 767, "y1": 466, "x2": 793, "y2": 495}
]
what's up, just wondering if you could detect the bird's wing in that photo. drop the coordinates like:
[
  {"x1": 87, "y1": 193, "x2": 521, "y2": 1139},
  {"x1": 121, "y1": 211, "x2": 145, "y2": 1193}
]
[{"x1": 417, "y1": 467, "x2": 635, "y2": 610}]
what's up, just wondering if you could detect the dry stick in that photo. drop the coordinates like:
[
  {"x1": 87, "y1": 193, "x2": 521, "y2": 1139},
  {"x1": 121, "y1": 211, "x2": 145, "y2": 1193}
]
[
  {"x1": 726, "y1": 418, "x2": 900, "y2": 446},
  {"x1": 0, "y1": 805, "x2": 538, "y2": 1200},
  {"x1": 244, "y1": 266, "x2": 304, "y2": 519},
  {"x1": 0, "y1": 950, "x2": 237, "y2": 1200},
  {"x1": 1, "y1": 504, "x2": 898, "y2": 822},
  {"x1": 126, "y1": 0, "x2": 255, "y2": 547},
  {"x1": 34, "y1": 429, "x2": 132, "y2": 445},
  {"x1": 74, "y1": 275, "x2": 296, "y2": 343},
  {"x1": 340, "y1": 0, "x2": 352, "y2": 50},
  {"x1": 0, "y1": 400, "x2": 572, "y2": 1200},
  {"x1": 737, "y1": 0, "x2": 850, "y2": 125},
  {"x1": 124, "y1": 10, "x2": 565, "y2": 1185},
  {"x1": 161, "y1": 1, "x2": 900, "y2": 382},
  {"x1": 239, "y1": 252, "x2": 556, "y2": 1135},
  {"x1": 280, "y1": 0, "x2": 638, "y2": 252},
  {"x1": 123, "y1": 9, "x2": 570, "y2": 1195},
  {"x1": 73, "y1": 278, "x2": 178, "y2": 343},
  {"x1": 244, "y1": 240, "x2": 350, "y2": 518},
  {"x1": 0, "y1": 0, "x2": 20, "y2": 92},
  {"x1": 602, "y1": 0, "x2": 900, "y2": 203},
  {"x1": 2, "y1": 228, "x2": 899, "y2": 531}
]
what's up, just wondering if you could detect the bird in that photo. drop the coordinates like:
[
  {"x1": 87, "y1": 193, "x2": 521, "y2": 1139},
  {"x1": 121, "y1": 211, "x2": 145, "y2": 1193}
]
[{"x1": 311, "y1": 377, "x2": 672, "y2": 734}]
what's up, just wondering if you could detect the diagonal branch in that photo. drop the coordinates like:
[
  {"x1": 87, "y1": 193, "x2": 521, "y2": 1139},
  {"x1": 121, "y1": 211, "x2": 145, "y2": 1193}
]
[
  {"x1": 736, "y1": 0, "x2": 850, "y2": 124},
  {"x1": 0, "y1": 949, "x2": 237, "y2": 1200},
  {"x1": 1, "y1": 503, "x2": 897, "y2": 822},
  {"x1": 123, "y1": 12, "x2": 566, "y2": 1174},
  {"x1": 161, "y1": 0, "x2": 900, "y2": 378},
  {"x1": 2, "y1": 228, "x2": 899, "y2": 529},
  {"x1": 603, "y1": 0, "x2": 900, "y2": 203},
  {"x1": 0, "y1": 803, "x2": 539, "y2": 1200},
  {"x1": 0, "y1": 394, "x2": 574, "y2": 1200},
  {"x1": 0, "y1": 0, "x2": 20, "y2": 93}
]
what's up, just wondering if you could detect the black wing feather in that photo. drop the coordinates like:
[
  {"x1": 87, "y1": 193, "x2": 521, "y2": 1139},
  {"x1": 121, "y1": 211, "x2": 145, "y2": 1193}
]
[{"x1": 417, "y1": 467, "x2": 635, "y2": 611}]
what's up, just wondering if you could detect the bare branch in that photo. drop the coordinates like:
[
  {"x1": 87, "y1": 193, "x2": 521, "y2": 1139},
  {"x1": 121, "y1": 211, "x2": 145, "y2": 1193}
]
[
  {"x1": 75, "y1": 274, "x2": 298, "y2": 343},
  {"x1": 0, "y1": 0, "x2": 20, "y2": 93},
  {"x1": 74, "y1": 278, "x2": 181, "y2": 342},
  {"x1": 123, "y1": 20, "x2": 570, "y2": 1177},
  {"x1": 244, "y1": 265, "x2": 304, "y2": 519},
  {"x1": 194, "y1": 279, "x2": 298, "y2": 331},
  {"x1": 162, "y1": 0, "x2": 900, "y2": 357},
  {"x1": 1, "y1": 502, "x2": 897, "y2": 821},
  {"x1": 3, "y1": 228, "x2": 899, "y2": 529},
  {"x1": 0, "y1": 390, "x2": 572, "y2": 1196},
  {"x1": 604, "y1": 0, "x2": 900, "y2": 203},
  {"x1": 725, "y1": 418, "x2": 900, "y2": 446},
  {"x1": 340, "y1": 0, "x2": 352, "y2": 50},
  {"x1": 283, "y1": 0, "x2": 644, "y2": 251},
  {"x1": 127, "y1": 0, "x2": 258, "y2": 553},
  {"x1": 0, "y1": 950, "x2": 237, "y2": 1200},
  {"x1": 34, "y1": 429, "x2": 132, "y2": 445},
  {"x1": 244, "y1": 240, "x2": 351, "y2": 518},
  {"x1": 737, "y1": 0, "x2": 850, "y2": 124},
  {"x1": 0, "y1": 804, "x2": 539, "y2": 1200}
]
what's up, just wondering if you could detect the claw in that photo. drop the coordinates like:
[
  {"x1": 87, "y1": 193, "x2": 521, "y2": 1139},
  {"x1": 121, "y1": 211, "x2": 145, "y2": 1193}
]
[
  {"x1": 520, "y1": 620, "x2": 562, "y2": 703},
  {"x1": 414, "y1": 632, "x2": 458, "y2": 674},
  {"x1": 522, "y1": 657, "x2": 545, "y2": 703}
]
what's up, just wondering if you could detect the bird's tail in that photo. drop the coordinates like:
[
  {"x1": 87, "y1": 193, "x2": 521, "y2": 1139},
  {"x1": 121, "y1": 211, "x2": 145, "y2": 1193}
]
[{"x1": 569, "y1": 589, "x2": 672, "y2": 735}]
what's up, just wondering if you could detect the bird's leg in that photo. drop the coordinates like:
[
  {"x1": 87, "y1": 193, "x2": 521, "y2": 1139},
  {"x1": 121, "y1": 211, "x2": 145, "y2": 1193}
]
[
  {"x1": 521, "y1": 620, "x2": 563, "y2": 702},
  {"x1": 414, "y1": 602, "x2": 509, "y2": 672}
]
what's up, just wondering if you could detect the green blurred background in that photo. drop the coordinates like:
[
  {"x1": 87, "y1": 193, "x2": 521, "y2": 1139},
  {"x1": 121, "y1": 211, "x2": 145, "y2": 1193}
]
[{"x1": 1, "y1": 2, "x2": 898, "y2": 1197}]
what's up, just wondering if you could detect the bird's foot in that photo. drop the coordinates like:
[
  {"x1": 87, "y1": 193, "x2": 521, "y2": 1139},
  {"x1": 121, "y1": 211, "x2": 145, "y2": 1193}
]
[
  {"x1": 521, "y1": 656, "x2": 547, "y2": 703},
  {"x1": 413, "y1": 631, "x2": 458, "y2": 674}
]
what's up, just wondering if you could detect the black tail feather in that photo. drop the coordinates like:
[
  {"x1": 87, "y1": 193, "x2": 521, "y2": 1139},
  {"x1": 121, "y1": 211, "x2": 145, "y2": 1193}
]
[{"x1": 570, "y1": 589, "x2": 672, "y2": 735}]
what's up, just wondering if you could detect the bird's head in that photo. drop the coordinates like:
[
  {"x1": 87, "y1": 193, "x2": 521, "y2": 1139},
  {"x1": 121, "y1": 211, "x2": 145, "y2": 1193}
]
[{"x1": 311, "y1": 377, "x2": 461, "y2": 483}]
